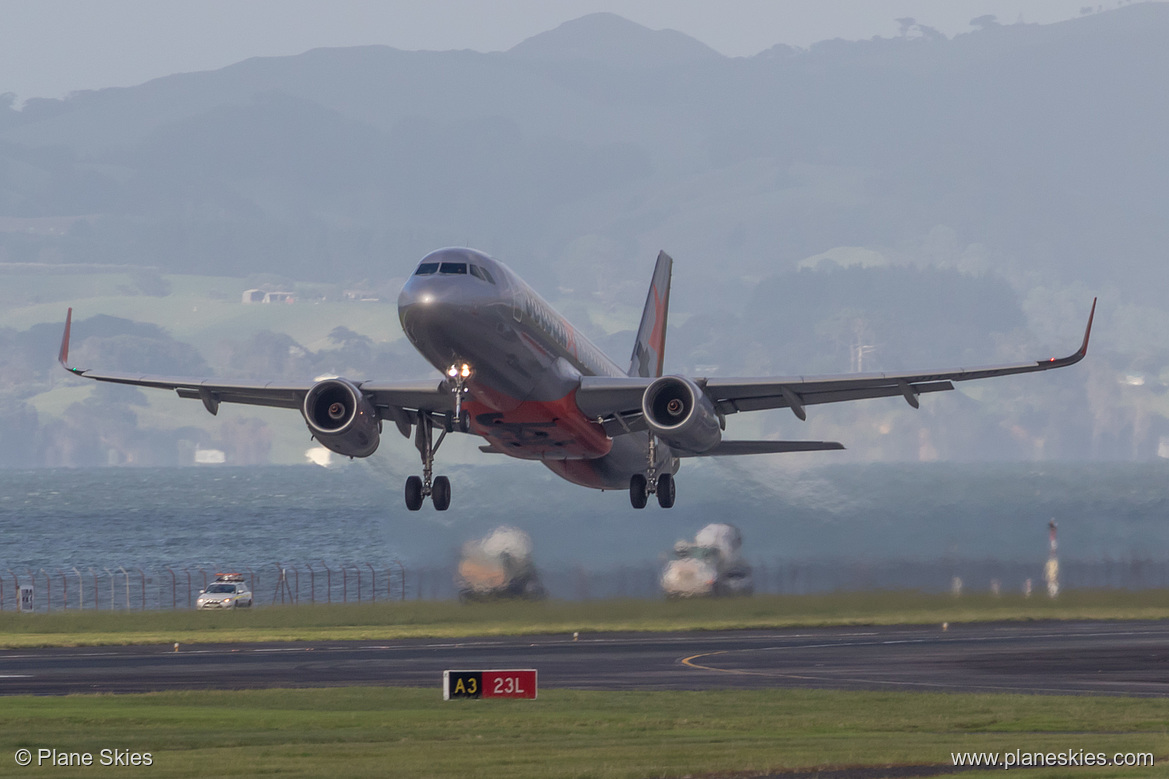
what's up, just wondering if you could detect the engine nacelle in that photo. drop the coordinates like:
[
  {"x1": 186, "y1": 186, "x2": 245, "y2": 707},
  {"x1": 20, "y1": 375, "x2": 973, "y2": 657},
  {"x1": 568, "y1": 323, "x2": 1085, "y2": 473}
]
[
  {"x1": 302, "y1": 378, "x2": 380, "y2": 458},
  {"x1": 641, "y1": 376, "x2": 722, "y2": 454}
]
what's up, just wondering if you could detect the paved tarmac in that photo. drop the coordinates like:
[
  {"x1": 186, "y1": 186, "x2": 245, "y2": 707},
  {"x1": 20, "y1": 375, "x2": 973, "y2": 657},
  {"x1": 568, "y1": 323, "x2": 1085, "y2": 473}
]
[{"x1": 2, "y1": 620, "x2": 1169, "y2": 696}]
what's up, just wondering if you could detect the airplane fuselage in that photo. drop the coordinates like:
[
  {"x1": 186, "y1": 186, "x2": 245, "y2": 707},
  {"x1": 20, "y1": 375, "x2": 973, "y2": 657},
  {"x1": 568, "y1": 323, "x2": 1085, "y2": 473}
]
[{"x1": 397, "y1": 248, "x2": 676, "y2": 490}]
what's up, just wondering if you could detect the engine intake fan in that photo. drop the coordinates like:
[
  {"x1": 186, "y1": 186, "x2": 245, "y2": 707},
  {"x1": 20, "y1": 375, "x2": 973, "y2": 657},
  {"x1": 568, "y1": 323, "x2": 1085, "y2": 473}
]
[
  {"x1": 303, "y1": 378, "x2": 380, "y2": 457},
  {"x1": 641, "y1": 376, "x2": 721, "y2": 454}
]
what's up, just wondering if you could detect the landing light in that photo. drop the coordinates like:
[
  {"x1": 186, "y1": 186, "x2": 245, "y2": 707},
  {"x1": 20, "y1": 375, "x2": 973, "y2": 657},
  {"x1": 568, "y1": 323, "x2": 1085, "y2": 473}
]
[{"x1": 460, "y1": 363, "x2": 471, "y2": 378}]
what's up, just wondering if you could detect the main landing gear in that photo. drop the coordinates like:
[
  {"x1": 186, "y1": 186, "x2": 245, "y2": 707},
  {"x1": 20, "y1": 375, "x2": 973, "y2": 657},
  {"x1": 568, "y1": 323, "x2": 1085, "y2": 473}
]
[{"x1": 630, "y1": 435, "x2": 676, "y2": 510}]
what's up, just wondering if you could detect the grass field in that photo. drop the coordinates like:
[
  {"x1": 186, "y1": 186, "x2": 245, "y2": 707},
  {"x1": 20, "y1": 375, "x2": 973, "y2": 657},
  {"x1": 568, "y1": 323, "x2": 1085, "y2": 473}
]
[
  {"x1": 3, "y1": 589, "x2": 1169, "y2": 648},
  {"x1": 4, "y1": 592, "x2": 1169, "y2": 777},
  {"x1": 1, "y1": 687, "x2": 1166, "y2": 778}
]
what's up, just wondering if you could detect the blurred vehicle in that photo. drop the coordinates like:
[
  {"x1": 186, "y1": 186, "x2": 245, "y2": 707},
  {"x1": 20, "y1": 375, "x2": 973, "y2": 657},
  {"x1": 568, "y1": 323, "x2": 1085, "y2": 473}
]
[
  {"x1": 196, "y1": 573, "x2": 253, "y2": 610},
  {"x1": 661, "y1": 523, "x2": 753, "y2": 597},
  {"x1": 457, "y1": 526, "x2": 545, "y2": 601}
]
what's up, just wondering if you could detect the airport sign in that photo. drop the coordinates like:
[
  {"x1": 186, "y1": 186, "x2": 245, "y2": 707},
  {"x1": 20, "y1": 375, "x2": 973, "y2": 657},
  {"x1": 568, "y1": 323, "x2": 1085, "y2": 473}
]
[{"x1": 443, "y1": 669, "x2": 537, "y2": 700}]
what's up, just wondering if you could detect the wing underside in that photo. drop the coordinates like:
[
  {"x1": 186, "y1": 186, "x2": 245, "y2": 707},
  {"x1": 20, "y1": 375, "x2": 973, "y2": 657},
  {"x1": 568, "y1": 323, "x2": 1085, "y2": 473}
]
[
  {"x1": 578, "y1": 298, "x2": 1096, "y2": 438},
  {"x1": 57, "y1": 309, "x2": 455, "y2": 426}
]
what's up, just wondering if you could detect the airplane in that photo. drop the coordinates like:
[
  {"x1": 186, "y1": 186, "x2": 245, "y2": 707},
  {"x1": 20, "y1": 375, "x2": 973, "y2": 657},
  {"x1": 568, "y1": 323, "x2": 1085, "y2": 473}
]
[{"x1": 57, "y1": 247, "x2": 1096, "y2": 511}]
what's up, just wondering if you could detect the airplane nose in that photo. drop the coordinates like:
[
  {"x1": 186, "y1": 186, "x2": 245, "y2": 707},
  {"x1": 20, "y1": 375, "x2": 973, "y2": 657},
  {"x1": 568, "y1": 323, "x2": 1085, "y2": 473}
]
[
  {"x1": 398, "y1": 280, "x2": 427, "y2": 312},
  {"x1": 398, "y1": 273, "x2": 495, "y2": 336},
  {"x1": 398, "y1": 276, "x2": 453, "y2": 328}
]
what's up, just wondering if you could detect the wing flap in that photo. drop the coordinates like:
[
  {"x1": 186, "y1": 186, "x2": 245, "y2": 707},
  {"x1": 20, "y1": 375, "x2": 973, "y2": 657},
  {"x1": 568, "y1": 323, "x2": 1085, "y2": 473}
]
[
  {"x1": 677, "y1": 440, "x2": 845, "y2": 457},
  {"x1": 175, "y1": 385, "x2": 304, "y2": 410},
  {"x1": 74, "y1": 372, "x2": 311, "y2": 408},
  {"x1": 360, "y1": 380, "x2": 455, "y2": 416},
  {"x1": 576, "y1": 376, "x2": 649, "y2": 418},
  {"x1": 718, "y1": 380, "x2": 953, "y2": 414}
]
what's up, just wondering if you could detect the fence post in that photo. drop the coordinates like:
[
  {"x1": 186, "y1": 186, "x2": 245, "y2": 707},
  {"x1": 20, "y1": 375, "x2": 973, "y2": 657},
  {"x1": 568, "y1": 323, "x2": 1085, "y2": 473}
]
[
  {"x1": 270, "y1": 563, "x2": 282, "y2": 606},
  {"x1": 292, "y1": 565, "x2": 299, "y2": 604},
  {"x1": 306, "y1": 563, "x2": 316, "y2": 605},
  {"x1": 366, "y1": 563, "x2": 376, "y2": 602},
  {"x1": 342, "y1": 565, "x2": 348, "y2": 603},
  {"x1": 166, "y1": 568, "x2": 176, "y2": 609},
  {"x1": 323, "y1": 562, "x2": 332, "y2": 604},
  {"x1": 185, "y1": 569, "x2": 192, "y2": 609},
  {"x1": 59, "y1": 570, "x2": 67, "y2": 610},
  {"x1": 73, "y1": 568, "x2": 83, "y2": 610},
  {"x1": 355, "y1": 565, "x2": 362, "y2": 603},
  {"x1": 118, "y1": 567, "x2": 129, "y2": 611},
  {"x1": 279, "y1": 563, "x2": 289, "y2": 604}
]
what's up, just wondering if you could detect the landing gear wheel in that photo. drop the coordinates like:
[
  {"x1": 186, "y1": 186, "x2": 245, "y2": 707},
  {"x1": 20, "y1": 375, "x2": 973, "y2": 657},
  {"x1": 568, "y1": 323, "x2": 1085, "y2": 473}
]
[
  {"x1": 432, "y1": 475, "x2": 451, "y2": 511},
  {"x1": 656, "y1": 472, "x2": 675, "y2": 509},
  {"x1": 630, "y1": 474, "x2": 648, "y2": 509},
  {"x1": 404, "y1": 475, "x2": 424, "y2": 511}
]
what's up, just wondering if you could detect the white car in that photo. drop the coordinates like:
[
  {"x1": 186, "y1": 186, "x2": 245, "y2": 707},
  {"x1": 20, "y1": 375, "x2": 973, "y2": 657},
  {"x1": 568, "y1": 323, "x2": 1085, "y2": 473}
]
[{"x1": 196, "y1": 575, "x2": 253, "y2": 610}]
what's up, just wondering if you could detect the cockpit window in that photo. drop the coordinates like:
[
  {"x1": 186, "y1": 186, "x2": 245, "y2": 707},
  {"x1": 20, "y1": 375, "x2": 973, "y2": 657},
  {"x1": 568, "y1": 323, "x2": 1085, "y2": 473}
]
[
  {"x1": 469, "y1": 264, "x2": 496, "y2": 284},
  {"x1": 415, "y1": 263, "x2": 439, "y2": 276},
  {"x1": 439, "y1": 262, "x2": 468, "y2": 275}
]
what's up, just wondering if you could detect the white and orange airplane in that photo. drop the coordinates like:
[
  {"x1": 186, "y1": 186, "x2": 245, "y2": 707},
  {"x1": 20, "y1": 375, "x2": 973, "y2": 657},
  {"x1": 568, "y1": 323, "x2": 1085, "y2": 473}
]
[{"x1": 59, "y1": 248, "x2": 1095, "y2": 511}]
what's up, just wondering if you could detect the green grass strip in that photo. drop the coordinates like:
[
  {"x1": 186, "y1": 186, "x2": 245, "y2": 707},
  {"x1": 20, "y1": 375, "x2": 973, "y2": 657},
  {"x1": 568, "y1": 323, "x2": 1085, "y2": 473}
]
[
  {"x1": 3, "y1": 590, "x2": 1169, "y2": 648},
  {"x1": 0, "y1": 687, "x2": 1166, "y2": 778}
]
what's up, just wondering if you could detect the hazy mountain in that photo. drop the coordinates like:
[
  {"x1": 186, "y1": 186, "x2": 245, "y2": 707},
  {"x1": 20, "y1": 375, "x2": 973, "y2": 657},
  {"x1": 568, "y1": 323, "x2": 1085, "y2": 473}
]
[
  {"x1": 508, "y1": 12, "x2": 724, "y2": 67},
  {"x1": 1, "y1": 6, "x2": 1167, "y2": 305}
]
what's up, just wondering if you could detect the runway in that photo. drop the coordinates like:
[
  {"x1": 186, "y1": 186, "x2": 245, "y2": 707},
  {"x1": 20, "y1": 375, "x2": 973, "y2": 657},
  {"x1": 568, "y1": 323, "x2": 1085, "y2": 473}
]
[{"x1": 3, "y1": 620, "x2": 1169, "y2": 696}]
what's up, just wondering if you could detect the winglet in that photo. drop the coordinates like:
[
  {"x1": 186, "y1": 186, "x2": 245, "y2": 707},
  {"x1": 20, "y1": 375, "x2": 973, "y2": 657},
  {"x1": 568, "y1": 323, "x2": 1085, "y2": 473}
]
[
  {"x1": 1078, "y1": 297, "x2": 1097, "y2": 359},
  {"x1": 58, "y1": 308, "x2": 79, "y2": 373},
  {"x1": 1046, "y1": 297, "x2": 1096, "y2": 369}
]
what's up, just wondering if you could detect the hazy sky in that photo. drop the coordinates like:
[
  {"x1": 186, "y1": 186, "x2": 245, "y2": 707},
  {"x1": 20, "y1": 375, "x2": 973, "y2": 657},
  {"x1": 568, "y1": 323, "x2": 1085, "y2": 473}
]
[{"x1": 0, "y1": 0, "x2": 1140, "y2": 102}]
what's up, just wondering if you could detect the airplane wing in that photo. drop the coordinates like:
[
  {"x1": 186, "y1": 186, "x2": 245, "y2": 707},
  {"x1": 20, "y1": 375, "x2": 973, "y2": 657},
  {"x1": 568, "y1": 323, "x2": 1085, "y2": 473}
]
[
  {"x1": 578, "y1": 298, "x2": 1096, "y2": 437},
  {"x1": 57, "y1": 308, "x2": 454, "y2": 426}
]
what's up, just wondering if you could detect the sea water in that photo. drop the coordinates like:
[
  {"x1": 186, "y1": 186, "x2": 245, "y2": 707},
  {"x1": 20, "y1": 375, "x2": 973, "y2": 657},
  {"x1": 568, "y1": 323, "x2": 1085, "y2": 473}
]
[{"x1": 1, "y1": 461, "x2": 1167, "y2": 579}]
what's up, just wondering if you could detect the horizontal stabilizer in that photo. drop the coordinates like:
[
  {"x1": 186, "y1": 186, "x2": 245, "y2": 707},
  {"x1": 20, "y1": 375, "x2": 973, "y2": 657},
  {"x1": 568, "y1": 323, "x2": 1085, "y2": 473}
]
[{"x1": 678, "y1": 440, "x2": 845, "y2": 457}]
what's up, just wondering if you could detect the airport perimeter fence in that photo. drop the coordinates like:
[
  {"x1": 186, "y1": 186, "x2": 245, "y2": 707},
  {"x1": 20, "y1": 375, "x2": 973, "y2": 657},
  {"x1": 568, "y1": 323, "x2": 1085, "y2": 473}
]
[
  {"x1": 3, "y1": 556, "x2": 1168, "y2": 612},
  {"x1": 420, "y1": 556, "x2": 1169, "y2": 602},
  {"x1": 0, "y1": 562, "x2": 406, "y2": 613}
]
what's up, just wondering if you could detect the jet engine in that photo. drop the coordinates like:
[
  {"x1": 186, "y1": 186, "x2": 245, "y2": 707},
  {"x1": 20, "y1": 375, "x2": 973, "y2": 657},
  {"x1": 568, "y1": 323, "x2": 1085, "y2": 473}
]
[
  {"x1": 641, "y1": 376, "x2": 721, "y2": 454},
  {"x1": 302, "y1": 378, "x2": 380, "y2": 458}
]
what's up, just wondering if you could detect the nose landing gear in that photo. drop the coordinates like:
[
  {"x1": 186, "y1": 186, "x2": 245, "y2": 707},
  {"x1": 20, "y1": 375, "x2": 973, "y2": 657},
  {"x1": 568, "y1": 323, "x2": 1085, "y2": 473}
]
[
  {"x1": 404, "y1": 364, "x2": 473, "y2": 512},
  {"x1": 405, "y1": 415, "x2": 451, "y2": 511},
  {"x1": 629, "y1": 435, "x2": 676, "y2": 509}
]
